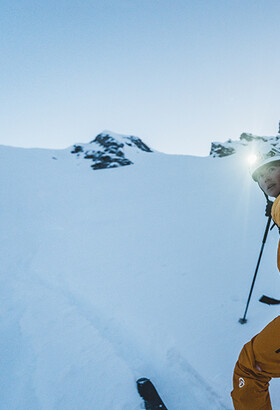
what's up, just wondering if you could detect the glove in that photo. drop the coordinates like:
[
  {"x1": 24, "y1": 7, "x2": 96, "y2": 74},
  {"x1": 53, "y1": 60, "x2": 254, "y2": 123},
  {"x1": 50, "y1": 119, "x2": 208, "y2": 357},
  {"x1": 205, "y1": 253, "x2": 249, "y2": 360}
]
[{"x1": 265, "y1": 200, "x2": 273, "y2": 217}]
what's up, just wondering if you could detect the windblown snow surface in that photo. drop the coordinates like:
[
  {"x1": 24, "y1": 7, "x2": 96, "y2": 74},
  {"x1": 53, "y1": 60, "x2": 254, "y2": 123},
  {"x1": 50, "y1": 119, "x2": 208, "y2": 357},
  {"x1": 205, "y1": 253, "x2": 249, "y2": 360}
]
[{"x1": 1, "y1": 133, "x2": 280, "y2": 409}]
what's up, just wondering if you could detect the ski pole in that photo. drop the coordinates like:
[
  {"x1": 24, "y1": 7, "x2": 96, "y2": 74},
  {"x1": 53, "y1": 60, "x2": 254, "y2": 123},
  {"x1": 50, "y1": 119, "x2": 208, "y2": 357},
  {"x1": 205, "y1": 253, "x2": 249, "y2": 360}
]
[{"x1": 239, "y1": 213, "x2": 272, "y2": 324}]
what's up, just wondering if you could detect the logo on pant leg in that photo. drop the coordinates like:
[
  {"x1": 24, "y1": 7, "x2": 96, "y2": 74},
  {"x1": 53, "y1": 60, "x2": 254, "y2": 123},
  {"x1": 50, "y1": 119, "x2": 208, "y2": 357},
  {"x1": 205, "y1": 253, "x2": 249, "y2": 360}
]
[{"x1": 239, "y1": 377, "x2": 245, "y2": 388}]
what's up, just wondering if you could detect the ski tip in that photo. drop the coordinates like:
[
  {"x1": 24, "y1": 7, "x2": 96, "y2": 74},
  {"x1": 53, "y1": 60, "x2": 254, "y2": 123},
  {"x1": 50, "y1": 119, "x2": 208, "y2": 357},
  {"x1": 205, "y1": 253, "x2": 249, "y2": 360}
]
[
  {"x1": 136, "y1": 377, "x2": 167, "y2": 409},
  {"x1": 137, "y1": 377, "x2": 149, "y2": 385},
  {"x1": 136, "y1": 377, "x2": 150, "y2": 396},
  {"x1": 259, "y1": 295, "x2": 280, "y2": 305}
]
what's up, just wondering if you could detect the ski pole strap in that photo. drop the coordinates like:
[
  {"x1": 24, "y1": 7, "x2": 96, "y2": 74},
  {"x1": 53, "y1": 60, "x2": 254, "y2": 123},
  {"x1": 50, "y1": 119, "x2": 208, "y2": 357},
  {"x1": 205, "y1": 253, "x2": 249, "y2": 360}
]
[
  {"x1": 263, "y1": 193, "x2": 280, "y2": 234},
  {"x1": 270, "y1": 222, "x2": 276, "y2": 230},
  {"x1": 263, "y1": 214, "x2": 272, "y2": 244}
]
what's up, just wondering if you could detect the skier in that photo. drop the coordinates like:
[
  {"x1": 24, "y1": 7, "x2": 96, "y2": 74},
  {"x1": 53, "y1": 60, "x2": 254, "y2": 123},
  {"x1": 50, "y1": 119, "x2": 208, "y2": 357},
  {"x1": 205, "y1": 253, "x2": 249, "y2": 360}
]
[{"x1": 231, "y1": 154, "x2": 280, "y2": 409}]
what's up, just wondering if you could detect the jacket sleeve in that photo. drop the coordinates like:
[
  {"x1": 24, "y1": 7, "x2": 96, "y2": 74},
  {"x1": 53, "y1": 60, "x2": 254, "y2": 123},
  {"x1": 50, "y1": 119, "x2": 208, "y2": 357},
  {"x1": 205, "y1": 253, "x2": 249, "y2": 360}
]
[
  {"x1": 271, "y1": 195, "x2": 280, "y2": 227},
  {"x1": 271, "y1": 196, "x2": 280, "y2": 272}
]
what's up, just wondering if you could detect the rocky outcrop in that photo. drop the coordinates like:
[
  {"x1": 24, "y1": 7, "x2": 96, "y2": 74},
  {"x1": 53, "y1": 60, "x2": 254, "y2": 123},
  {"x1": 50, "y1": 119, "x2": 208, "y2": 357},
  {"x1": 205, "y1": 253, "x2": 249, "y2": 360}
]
[
  {"x1": 209, "y1": 143, "x2": 236, "y2": 158},
  {"x1": 210, "y1": 132, "x2": 280, "y2": 158},
  {"x1": 71, "y1": 131, "x2": 153, "y2": 170}
]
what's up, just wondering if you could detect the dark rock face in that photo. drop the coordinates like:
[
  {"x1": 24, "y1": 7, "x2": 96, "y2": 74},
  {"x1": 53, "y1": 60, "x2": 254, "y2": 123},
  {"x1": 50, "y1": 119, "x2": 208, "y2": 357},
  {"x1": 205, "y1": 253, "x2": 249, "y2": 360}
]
[
  {"x1": 240, "y1": 133, "x2": 267, "y2": 143},
  {"x1": 91, "y1": 134, "x2": 125, "y2": 153},
  {"x1": 71, "y1": 132, "x2": 152, "y2": 170},
  {"x1": 71, "y1": 145, "x2": 83, "y2": 154},
  {"x1": 91, "y1": 133, "x2": 153, "y2": 153},
  {"x1": 210, "y1": 143, "x2": 236, "y2": 158},
  {"x1": 126, "y1": 136, "x2": 152, "y2": 152}
]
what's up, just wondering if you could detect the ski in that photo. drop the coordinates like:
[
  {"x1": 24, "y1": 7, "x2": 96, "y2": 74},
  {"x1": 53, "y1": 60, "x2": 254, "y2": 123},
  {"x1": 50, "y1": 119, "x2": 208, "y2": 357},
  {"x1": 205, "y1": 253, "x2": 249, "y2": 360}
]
[
  {"x1": 259, "y1": 295, "x2": 280, "y2": 305},
  {"x1": 136, "y1": 378, "x2": 167, "y2": 410}
]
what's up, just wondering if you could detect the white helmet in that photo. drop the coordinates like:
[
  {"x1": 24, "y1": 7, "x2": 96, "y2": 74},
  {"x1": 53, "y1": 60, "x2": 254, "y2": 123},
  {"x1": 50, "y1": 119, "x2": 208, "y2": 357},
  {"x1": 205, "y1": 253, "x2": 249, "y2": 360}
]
[{"x1": 251, "y1": 152, "x2": 280, "y2": 181}]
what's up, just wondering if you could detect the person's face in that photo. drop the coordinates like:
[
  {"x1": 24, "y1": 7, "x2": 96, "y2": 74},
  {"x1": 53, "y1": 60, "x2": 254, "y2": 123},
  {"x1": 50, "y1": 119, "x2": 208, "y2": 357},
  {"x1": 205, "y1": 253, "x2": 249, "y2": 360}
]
[{"x1": 257, "y1": 163, "x2": 280, "y2": 197}]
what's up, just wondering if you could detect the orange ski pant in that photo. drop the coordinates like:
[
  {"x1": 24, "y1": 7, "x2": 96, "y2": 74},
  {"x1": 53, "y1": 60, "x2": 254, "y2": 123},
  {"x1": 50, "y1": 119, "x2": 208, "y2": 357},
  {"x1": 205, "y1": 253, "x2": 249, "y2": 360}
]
[{"x1": 231, "y1": 316, "x2": 280, "y2": 409}]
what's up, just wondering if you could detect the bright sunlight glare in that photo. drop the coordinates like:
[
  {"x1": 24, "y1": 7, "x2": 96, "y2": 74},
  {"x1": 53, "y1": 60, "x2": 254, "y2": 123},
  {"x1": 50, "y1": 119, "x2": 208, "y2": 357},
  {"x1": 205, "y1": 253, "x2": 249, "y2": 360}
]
[{"x1": 247, "y1": 154, "x2": 258, "y2": 166}]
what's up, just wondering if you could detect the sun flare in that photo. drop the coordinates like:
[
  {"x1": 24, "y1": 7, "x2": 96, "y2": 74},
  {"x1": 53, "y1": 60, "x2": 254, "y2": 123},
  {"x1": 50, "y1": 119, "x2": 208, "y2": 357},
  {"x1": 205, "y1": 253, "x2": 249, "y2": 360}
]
[{"x1": 247, "y1": 154, "x2": 258, "y2": 166}]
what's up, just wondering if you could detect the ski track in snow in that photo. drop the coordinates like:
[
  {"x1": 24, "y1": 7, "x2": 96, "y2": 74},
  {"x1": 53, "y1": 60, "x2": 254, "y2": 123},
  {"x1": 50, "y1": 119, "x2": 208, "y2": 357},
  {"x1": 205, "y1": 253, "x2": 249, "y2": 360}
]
[
  {"x1": 5, "y1": 246, "x2": 230, "y2": 410},
  {"x1": 11, "y1": 275, "x2": 141, "y2": 409},
  {"x1": 17, "y1": 270, "x2": 229, "y2": 409},
  {"x1": 165, "y1": 349, "x2": 230, "y2": 409}
]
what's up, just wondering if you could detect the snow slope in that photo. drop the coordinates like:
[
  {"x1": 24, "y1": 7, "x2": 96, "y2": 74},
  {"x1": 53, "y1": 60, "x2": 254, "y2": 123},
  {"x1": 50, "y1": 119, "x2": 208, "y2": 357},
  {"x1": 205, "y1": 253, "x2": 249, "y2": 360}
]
[{"x1": 1, "y1": 132, "x2": 280, "y2": 409}]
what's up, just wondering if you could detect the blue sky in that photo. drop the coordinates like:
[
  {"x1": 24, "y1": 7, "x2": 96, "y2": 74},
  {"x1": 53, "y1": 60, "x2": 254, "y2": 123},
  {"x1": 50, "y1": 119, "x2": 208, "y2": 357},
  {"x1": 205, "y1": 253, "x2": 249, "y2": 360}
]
[{"x1": 1, "y1": 0, "x2": 280, "y2": 155}]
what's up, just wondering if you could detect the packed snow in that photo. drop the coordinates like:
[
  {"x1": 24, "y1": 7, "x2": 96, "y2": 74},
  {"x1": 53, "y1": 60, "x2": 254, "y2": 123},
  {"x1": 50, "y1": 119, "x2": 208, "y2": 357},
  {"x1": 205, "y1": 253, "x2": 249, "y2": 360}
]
[{"x1": 1, "y1": 131, "x2": 280, "y2": 409}]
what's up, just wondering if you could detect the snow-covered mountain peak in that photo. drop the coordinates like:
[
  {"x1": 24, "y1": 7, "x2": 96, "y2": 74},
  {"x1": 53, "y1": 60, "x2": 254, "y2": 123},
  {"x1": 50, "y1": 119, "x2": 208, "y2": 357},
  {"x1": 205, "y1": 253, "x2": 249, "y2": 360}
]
[
  {"x1": 70, "y1": 130, "x2": 153, "y2": 170},
  {"x1": 210, "y1": 132, "x2": 280, "y2": 158}
]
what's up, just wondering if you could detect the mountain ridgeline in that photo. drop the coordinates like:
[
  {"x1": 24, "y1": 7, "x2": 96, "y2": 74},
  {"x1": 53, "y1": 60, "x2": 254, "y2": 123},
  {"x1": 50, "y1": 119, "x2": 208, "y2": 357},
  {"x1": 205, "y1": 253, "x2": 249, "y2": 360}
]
[
  {"x1": 70, "y1": 130, "x2": 280, "y2": 171},
  {"x1": 210, "y1": 132, "x2": 280, "y2": 158}
]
